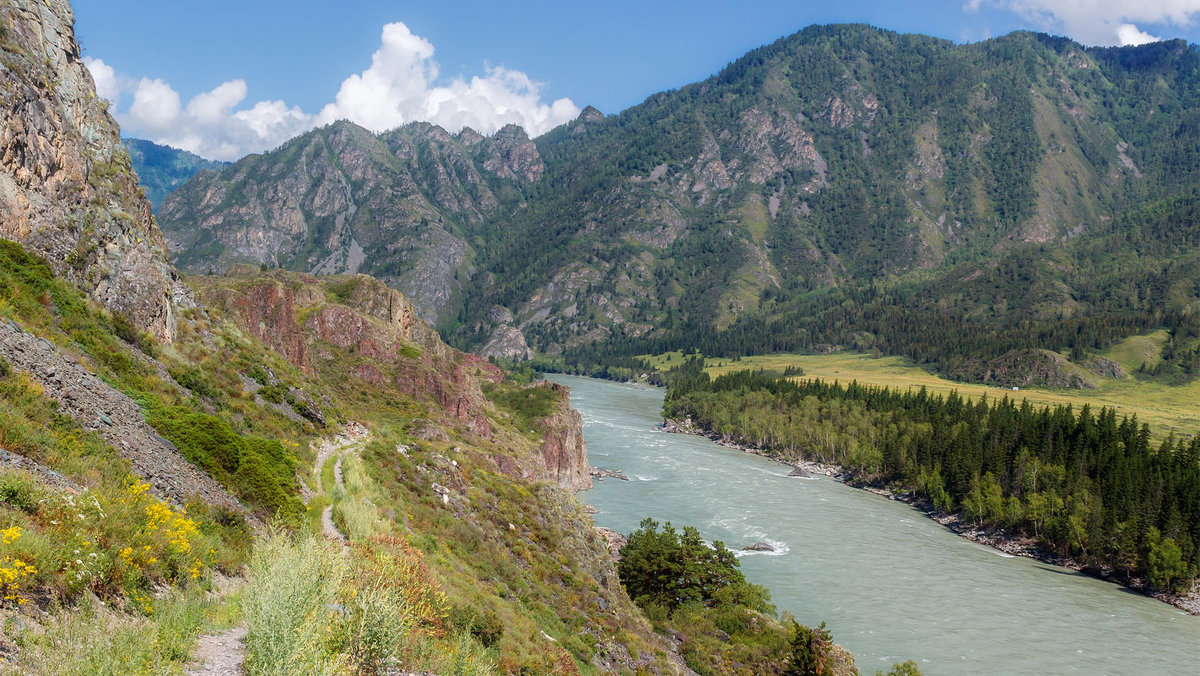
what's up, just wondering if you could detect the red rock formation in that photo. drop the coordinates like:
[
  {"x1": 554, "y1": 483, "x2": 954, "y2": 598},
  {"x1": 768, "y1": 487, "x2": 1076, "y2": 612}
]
[
  {"x1": 228, "y1": 280, "x2": 311, "y2": 372},
  {"x1": 536, "y1": 382, "x2": 592, "y2": 492}
]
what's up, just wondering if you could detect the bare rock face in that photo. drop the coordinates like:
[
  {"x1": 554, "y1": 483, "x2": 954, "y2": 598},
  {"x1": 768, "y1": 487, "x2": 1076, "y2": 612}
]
[
  {"x1": 198, "y1": 269, "x2": 499, "y2": 441},
  {"x1": 536, "y1": 382, "x2": 593, "y2": 492},
  {"x1": 479, "y1": 324, "x2": 533, "y2": 361},
  {"x1": 159, "y1": 119, "x2": 545, "y2": 325},
  {"x1": 0, "y1": 0, "x2": 187, "y2": 342},
  {"x1": 484, "y1": 124, "x2": 545, "y2": 182},
  {"x1": 953, "y1": 348, "x2": 1097, "y2": 390}
]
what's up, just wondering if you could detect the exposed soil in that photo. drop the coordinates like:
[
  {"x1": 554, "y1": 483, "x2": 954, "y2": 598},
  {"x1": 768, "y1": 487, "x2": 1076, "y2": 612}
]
[{"x1": 185, "y1": 625, "x2": 247, "y2": 676}]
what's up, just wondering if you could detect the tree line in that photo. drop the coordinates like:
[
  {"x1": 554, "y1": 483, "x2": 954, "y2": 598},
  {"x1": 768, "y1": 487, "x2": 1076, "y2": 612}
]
[{"x1": 664, "y1": 361, "x2": 1200, "y2": 593}]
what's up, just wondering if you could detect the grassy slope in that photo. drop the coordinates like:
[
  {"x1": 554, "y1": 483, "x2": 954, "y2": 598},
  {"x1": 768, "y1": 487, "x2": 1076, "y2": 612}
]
[
  {"x1": 663, "y1": 336, "x2": 1200, "y2": 436},
  {"x1": 1, "y1": 249, "x2": 685, "y2": 674}
]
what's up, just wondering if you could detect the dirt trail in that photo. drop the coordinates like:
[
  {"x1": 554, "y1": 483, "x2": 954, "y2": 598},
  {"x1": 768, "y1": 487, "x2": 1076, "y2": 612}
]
[
  {"x1": 314, "y1": 423, "x2": 366, "y2": 544},
  {"x1": 185, "y1": 625, "x2": 247, "y2": 676}
]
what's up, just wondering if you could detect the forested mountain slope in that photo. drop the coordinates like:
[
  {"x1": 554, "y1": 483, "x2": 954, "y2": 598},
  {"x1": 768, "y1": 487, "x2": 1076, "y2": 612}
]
[
  {"x1": 158, "y1": 25, "x2": 1200, "y2": 384},
  {"x1": 122, "y1": 138, "x2": 228, "y2": 210}
]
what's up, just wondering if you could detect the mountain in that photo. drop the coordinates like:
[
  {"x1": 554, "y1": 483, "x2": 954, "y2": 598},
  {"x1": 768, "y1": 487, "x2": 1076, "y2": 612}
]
[
  {"x1": 0, "y1": 0, "x2": 188, "y2": 341},
  {"x1": 122, "y1": 138, "x2": 228, "y2": 210},
  {"x1": 157, "y1": 25, "x2": 1200, "y2": 382},
  {"x1": 0, "y1": 0, "x2": 753, "y2": 671},
  {"x1": 158, "y1": 121, "x2": 543, "y2": 325}
]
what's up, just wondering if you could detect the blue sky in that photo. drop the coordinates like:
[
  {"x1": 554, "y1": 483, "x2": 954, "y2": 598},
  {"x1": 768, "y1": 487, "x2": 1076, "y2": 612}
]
[{"x1": 73, "y1": 0, "x2": 1200, "y2": 160}]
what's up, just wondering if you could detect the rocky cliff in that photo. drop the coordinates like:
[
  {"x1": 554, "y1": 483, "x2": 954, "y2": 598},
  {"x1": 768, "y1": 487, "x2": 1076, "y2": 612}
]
[
  {"x1": 195, "y1": 269, "x2": 498, "y2": 440},
  {"x1": 0, "y1": 0, "x2": 187, "y2": 341},
  {"x1": 536, "y1": 381, "x2": 592, "y2": 492}
]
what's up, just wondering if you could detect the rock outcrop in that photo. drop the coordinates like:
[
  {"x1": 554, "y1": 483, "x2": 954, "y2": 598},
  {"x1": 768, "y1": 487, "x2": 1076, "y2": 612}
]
[
  {"x1": 196, "y1": 269, "x2": 500, "y2": 440},
  {"x1": 0, "y1": 0, "x2": 187, "y2": 342},
  {"x1": 953, "y1": 348, "x2": 1097, "y2": 389},
  {"x1": 536, "y1": 382, "x2": 592, "y2": 492},
  {"x1": 479, "y1": 324, "x2": 533, "y2": 360}
]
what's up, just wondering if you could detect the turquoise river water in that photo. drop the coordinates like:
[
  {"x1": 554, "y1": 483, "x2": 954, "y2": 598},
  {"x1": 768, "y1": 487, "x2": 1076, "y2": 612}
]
[{"x1": 548, "y1": 374, "x2": 1200, "y2": 675}]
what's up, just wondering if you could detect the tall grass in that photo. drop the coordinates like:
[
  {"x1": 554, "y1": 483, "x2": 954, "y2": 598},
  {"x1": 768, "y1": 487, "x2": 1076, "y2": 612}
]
[
  {"x1": 2, "y1": 587, "x2": 212, "y2": 675},
  {"x1": 331, "y1": 454, "x2": 382, "y2": 542},
  {"x1": 241, "y1": 531, "x2": 347, "y2": 676}
]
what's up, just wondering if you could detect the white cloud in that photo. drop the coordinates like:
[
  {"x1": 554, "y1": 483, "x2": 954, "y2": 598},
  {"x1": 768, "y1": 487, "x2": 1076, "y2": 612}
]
[
  {"x1": 318, "y1": 22, "x2": 580, "y2": 137},
  {"x1": 1116, "y1": 23, "x2": 1162, "y2": 45},
  {"x1": 972, "y1": 1, "x2": 1200, "y2": 45},
  {"x1": 127, "y1": 78, "x2": 182, "y2": 131},
  {"x1": 83, "y1": 57, "x2": 120, "y2": 106},
  {"x1": 83, "y1": 21, "x2": 579, "y2": 161}
]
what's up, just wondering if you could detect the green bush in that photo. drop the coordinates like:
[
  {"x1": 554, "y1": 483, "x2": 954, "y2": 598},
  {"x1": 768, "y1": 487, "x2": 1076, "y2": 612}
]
[
  {"x1": 258, "y1": 383, "x2": 290, "y2": 405},
  {"x1": 169, "y1": 366, "x2": 222, "y2": 401},
  {"x1": 448, "y1": 605, "x2": 504, "y2": 648},
  {"x1": 145, "y1": 403, "x2": 301, "y2": 519},
  {"x1": 111, "y1": 312, "x2": 157, "y2": 357},
  {"x1": 0, "y1": 471, "x2": 41, "y2": 513}
]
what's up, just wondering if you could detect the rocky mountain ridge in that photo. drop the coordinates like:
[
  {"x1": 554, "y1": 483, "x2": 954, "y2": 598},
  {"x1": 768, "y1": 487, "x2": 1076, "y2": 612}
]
[
  {"x1": 158, "y1": 120, "x2": 546, "y2": 325},
  {"x1": 158, "y1": 26, "x2": 1200, "y2": 382}
]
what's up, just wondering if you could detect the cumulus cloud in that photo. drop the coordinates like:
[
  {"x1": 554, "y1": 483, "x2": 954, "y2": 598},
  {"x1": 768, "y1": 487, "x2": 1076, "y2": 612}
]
[
  {"x1": 970, "y1": 0, "x2": 1200, "y2": 45},
  {"x1": 83, "y1": 21, "x2": 579, "y2": 161},
  {"x1": 83, "y1": 57, "x2": 120, "y2": 106},
  {"x1": 317, "y1": 22, "x2": 580, "y2": 136}
]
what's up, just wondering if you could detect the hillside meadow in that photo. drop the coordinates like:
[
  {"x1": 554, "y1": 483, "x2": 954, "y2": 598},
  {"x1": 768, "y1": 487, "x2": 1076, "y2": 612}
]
[{"x1": 645, "y1": 333, "x2": 1200, "y2": 437}]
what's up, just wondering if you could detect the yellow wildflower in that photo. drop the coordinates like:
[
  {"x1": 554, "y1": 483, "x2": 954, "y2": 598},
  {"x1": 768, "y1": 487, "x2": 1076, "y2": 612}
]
[{"x1": 0, "y1": 527, "x2": 21, "y2": 545}]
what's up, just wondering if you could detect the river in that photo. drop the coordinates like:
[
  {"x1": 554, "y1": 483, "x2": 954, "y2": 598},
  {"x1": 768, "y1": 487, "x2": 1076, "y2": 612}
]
[{"x1": 548, "y1": 374, "x2": 1200, "y2": 675}]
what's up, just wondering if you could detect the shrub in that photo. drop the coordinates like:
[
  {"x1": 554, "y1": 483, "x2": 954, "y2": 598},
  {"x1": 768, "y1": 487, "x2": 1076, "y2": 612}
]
[
  {"x1": 144, "y1": 403, "x2": 301, "y2": 519},
  {"x1": 111, "y1": 311, "x2": 157, "y2": 357},
  {"x1": 169, "y1": 366, "x2": 222, "y2": 401},
  {"x1": 242, "y1": 531, "x2": 347, "y2": 676},
  {"x1": 449, "y1": 604, "x2": 504, "y2": 648},
  {"x1": 0, "y1": 471, "x2": 41, "y2": 513}
]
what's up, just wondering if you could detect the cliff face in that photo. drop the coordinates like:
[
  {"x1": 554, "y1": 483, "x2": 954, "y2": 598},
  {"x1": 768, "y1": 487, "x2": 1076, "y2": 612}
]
[
  {"x1": 536, "y1": 382, "x2": 592, "y2": 492},
  {"x1": 0, "y1": 0, "x2": 187, "y2": 341}
]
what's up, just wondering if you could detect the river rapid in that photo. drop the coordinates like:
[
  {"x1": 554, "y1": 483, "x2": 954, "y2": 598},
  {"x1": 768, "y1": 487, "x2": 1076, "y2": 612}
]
[{"x1": 548, "y1": 374, "x2": 1200, "y2": 676}]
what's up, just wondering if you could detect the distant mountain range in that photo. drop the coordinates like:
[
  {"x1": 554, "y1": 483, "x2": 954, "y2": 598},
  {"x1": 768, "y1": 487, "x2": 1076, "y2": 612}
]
[
  {"x1": 152, "y1": 25, "x2": 1200, "y2": 383},
  {"x1": 122, "y1": 138, "x2": 228, "y2": 210}
]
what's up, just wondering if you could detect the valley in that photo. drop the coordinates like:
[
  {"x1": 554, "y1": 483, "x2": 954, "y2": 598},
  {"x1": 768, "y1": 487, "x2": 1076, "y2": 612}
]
[
  {"x1": 3, "y1": 0, "x2": 1200, "y2": 672},
  {"x1": 662, "y1": 335, "x2": 1200, "y2": 436}
]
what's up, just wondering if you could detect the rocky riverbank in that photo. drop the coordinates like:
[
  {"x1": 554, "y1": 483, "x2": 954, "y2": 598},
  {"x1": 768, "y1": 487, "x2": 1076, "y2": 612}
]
[{"x1": 660, "y1": 416, "x2": 1200, "y2": 616}]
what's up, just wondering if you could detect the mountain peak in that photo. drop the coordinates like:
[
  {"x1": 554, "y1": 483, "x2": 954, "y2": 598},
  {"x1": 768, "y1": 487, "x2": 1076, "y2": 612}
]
[{"x1": 577, "y1": 105, "x2": 605, "y2": 123}]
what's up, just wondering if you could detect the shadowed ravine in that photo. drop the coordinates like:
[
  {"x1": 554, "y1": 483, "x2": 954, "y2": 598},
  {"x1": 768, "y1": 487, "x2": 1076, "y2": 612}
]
[{"x1": 551, "y1": 374, "x2": 1200, "y2": 676}]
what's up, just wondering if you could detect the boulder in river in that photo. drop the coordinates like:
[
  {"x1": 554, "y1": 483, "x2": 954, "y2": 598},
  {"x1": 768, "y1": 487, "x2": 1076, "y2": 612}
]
[
  {"x1": 788, "y1": 465, "x2": 812, "y2": 478},
  {"x1": 743, "y1": 541, "x2": 775, "y2": 552}
]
